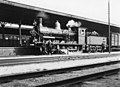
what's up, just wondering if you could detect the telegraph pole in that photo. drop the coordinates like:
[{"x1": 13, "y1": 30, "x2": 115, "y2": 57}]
[{"x1": 108, "y1": 0, "x2": 111, "y2": 53}]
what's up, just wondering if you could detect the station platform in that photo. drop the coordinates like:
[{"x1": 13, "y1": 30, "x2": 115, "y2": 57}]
[
  {"x1": 0, "y1": 51, "x2": 120, "y2": 60},
  {"x1": 0, "y1": 47, "x2": 41, "y2": 57},
  {"x1": 0, "y1": 47, "x2": 120, "y2": 58}
]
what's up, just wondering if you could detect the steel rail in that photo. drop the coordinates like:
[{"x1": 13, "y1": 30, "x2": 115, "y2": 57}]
[{"x1": 0, "y1": 60, "x2": 119, "y2": 84}]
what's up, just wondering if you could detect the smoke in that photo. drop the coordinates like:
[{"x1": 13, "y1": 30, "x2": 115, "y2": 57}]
[
  {"x1": 36, "y1": 11, "x2": 48, "y2": 19},
  {"x1": 66, "y1": 20, "x2": 81, "y2": 27}
]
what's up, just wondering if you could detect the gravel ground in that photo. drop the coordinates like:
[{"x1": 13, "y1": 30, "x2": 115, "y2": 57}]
[
  {"x1": 0, "y1": 63, "x2": 119, "y2": 87},
  {"x1": 82, "y1": 72, "x2": 120, "y2": 87}
]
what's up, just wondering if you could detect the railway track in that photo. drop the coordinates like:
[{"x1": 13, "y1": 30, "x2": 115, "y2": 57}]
[
  {"x1": 82, "y1": 71, "x2": 120, "y2": 87},
  {"x1": 0, "y1": 59, "x2": 119, "y2": 87},
  {"x1": 54, "y1": 69, "x2": 120, "y2": 87}
]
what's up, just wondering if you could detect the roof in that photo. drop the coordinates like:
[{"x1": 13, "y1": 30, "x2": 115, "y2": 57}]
[{"x1": 0, "y1": 0, "x2": 120, "y2": 28}]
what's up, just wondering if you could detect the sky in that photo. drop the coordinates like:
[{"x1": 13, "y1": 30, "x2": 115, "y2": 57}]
[{"x1": 9, "y1": 0, "x2": 120, "y2": 26}]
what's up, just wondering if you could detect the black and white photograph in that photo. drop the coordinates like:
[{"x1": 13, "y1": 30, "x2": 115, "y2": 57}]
[{"x1": 0, "y1": 0, "x2": 120, "y2": 87}]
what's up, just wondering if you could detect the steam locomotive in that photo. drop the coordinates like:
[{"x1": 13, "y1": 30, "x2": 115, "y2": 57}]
[{"x1": 26, "y1": 25, "x2": 107, "y2": 54}]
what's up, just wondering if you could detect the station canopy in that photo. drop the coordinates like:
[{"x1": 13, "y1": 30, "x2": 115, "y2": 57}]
[
  {"x1": 0, "y1": 0, "x2": 120, "y2": 34},
  {"x1": 0, "y1": 0, "x2": 44, "y2": 25},
  {"x1": 0, "y1": 0, "x2": 81, "y2": 25},
  {"x1": 0, "y1": 0, "x2": 109, "y2": 25}
]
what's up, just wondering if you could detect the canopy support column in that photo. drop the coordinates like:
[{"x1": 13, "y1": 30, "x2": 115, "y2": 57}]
[
  {"x1": 1, "y1": 22, "x2": 5, "y2": 40},
  {"x1": 19, "y1": 20, "x2": 22, "y2": 46}
]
